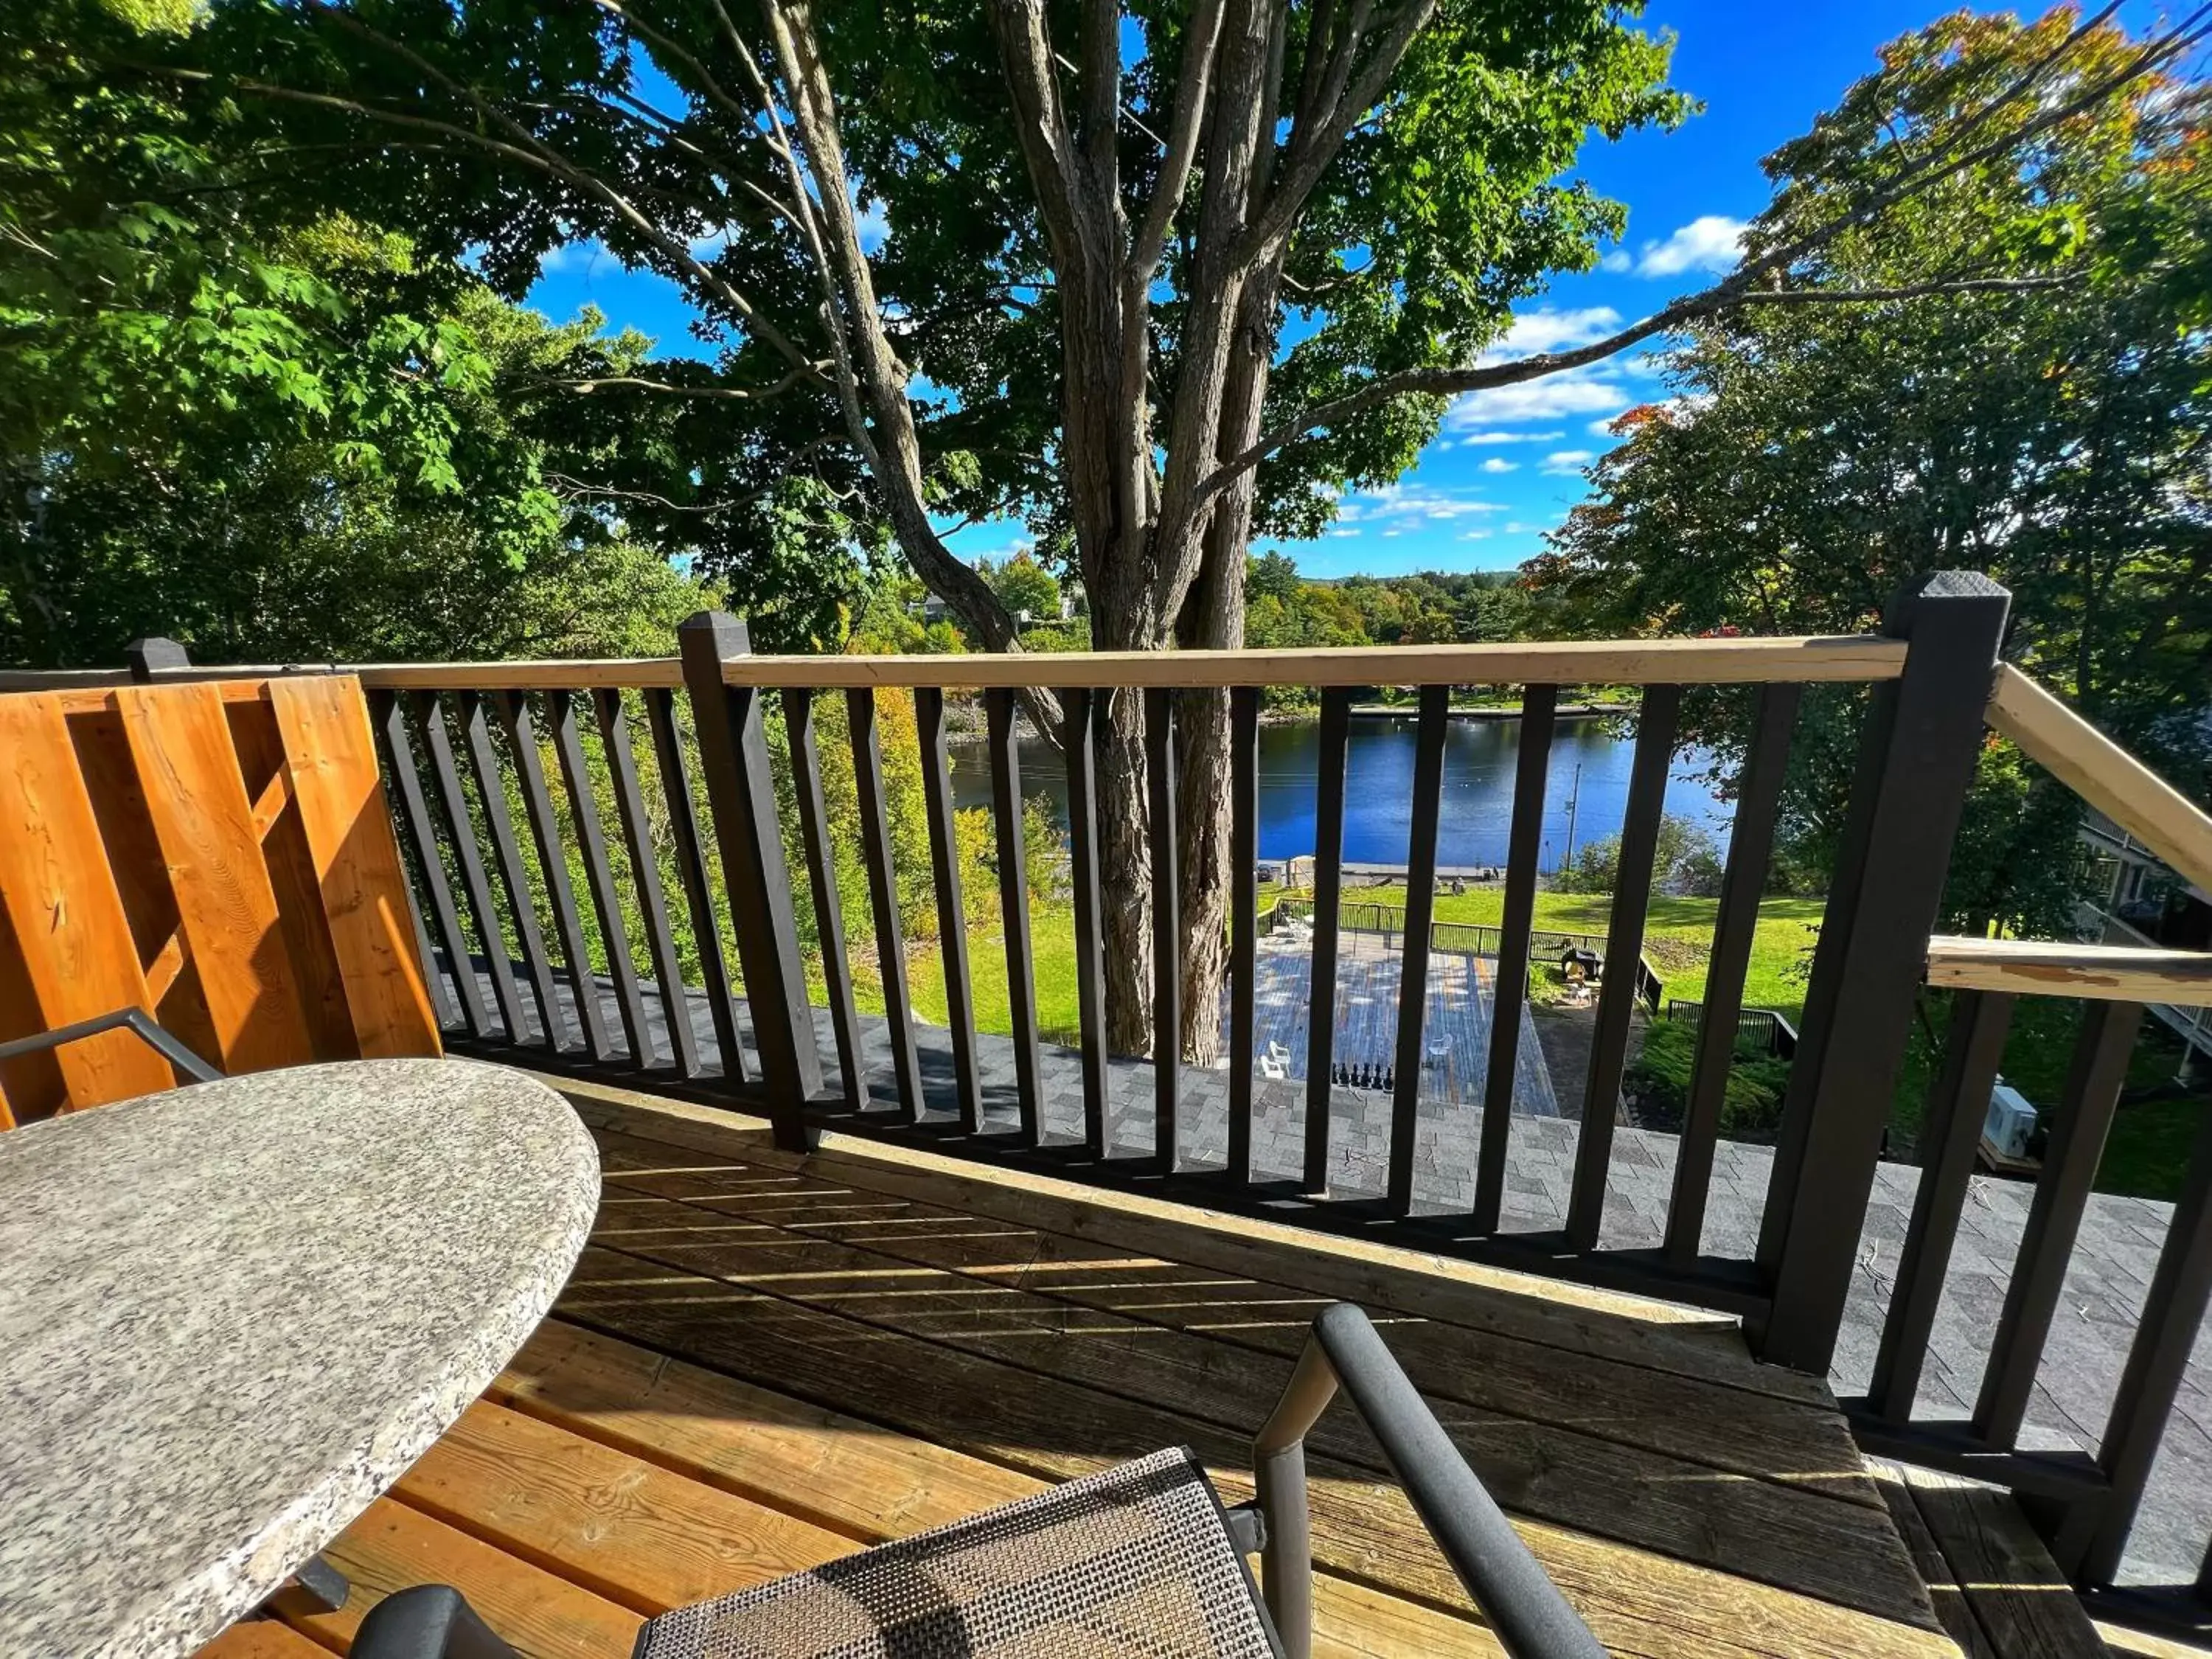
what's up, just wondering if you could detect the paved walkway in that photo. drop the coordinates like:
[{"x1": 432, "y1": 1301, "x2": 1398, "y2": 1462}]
[
  {"x1": 1247, "y1": 931, "x2": 1559, "y2": 1113},
  {"x1": 448, "y1": 953, "x2": 2211, "y2": 1590}
]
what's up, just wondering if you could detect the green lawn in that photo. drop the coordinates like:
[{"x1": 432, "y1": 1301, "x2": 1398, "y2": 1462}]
[{"x1": 843, "y1": 881, "x2": 1821, "y2": 1054}]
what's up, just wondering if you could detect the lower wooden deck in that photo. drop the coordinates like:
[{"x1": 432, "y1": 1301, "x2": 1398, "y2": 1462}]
[{"x1": 204, "y1": 1074, "x2": 2044, "y2": 1659}]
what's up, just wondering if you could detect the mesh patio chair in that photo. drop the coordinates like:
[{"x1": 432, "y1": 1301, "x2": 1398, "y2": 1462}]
[
  {"x1": 352, "y1": 1304, "x2": 1604, "y2": 1659},
  {"x1": 0, "y1": 1006, "x2": 223, "y2": 1093}
]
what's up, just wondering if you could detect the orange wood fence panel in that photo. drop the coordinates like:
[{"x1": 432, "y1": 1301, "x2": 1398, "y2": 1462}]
[
  {"x1": 0, "y1": 675, "x2": 440, "y2": 1121},
  {"x1": 267, "y1": 677, "x2": 444, "y2": 1060}
]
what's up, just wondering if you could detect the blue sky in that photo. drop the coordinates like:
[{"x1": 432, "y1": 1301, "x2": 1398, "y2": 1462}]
[{"x1": 526, "y1": 0, "x2": 1973, "y2": 580}]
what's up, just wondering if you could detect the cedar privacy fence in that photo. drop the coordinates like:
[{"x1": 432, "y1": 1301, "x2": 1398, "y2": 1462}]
[{"x1": 13, "y1": 571, "x2": 2212, "y2": 1624}]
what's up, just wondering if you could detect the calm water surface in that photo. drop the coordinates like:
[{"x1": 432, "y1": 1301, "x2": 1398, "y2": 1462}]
[{"x1": 950, "y1": 711, "x2": 1730, "y2": 874}]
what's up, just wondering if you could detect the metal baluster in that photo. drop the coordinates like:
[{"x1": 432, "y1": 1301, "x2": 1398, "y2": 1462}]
[
  {"x1": 1228, "y1": 686, "x2": 1260, "y2": 1183},
  {"x1": 459, "y1": 692, "x2": 564, "y2": 1049},
  {"x1": 849, "y1": 687, "x2": 923, "y2": 1122},
  {"x1": 1973, "y1": 1000, "x2": 2144, "y2": 1447},
  {"x1": 1303, "y1": 688, "x2": 1352, "y2": 1192},
  {"x1": 1665, "y1": 684, "x2": 1800, "y2": 1264},
  {"x1": 549, "y1": 690, "x2": 655, "y2": 1068},
  {"x1": 495, "y1": 693, "x2": 612, "y2": 1060},
  {"x1": 412, "y1": 692, "x2": 526, "y2": 1043},
  {"x1": 1387, "y1": 685, "x2": 1449, "y2": 1215},
  {"x1": 375, "y1": 689, "x2": 485, "y2": 1037},
  {"x1": 918, "y1": 687, "x2": 984, "y2": 1134},
  {"x1": 985, "y1": 689, "x2": 1044, "y2": 1146},
  {"x1": 1147, "y1": 686, "x2": 1180, "y2": 1170},
  {"x1": 1061, "y1": 688, "x2": 1110, "y2": 1157},
  {"x1": 594, "y1": 688, "x2": 698, "y2": 1076},
  {"x1": 783, "y1": 689, "x2": 863, "y2": 1109},
  {"x1": 1472, "y1": 685, "x2": 1557, "y2": 1233},
  {"x1": 1566, "y1": 684, "x2": 1680, "y2": 1251},
  {"x1": 1867, "y1": 990, "x2": 2017, "y2": 1420},
  {"x1": 643, "y1": 689, "x2": 748, "y2": 1084},
  {"x1": 2056, "y1": 1053, "x2": 2212, "y2": 1582}
]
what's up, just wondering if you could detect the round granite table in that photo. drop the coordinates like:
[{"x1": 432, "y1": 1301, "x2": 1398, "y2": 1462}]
[{"x1": 0, "y1": 1057, "x2": 599, "y2": 1658}]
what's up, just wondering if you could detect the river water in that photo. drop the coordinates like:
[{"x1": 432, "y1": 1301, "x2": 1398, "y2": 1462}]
[{"x1": 950, "y1": 709, "x2": 1730, "y2": 874}]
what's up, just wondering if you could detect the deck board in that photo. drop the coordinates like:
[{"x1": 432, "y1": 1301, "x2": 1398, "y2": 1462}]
[
  {"x1": 201, "y1": 1084, "x2": 1972, "y2": 1659},
  {"x1": 586, "y1": 1125, "x2": 1874, "y2": 1498}
]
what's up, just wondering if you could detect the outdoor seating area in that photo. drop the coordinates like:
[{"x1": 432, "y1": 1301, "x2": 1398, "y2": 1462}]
[{"x1": 204, "y1": 1080, "x2": 2054, "y2": 1659}]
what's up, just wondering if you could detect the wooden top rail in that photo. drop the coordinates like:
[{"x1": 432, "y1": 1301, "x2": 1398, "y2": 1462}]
[
  {"x1": 1985, "y1": 664, "x2": 2212, "y2": 900},
  {"x1": 2, "y1": 634, "x2": 1906, "y2": 695},
  {"x1": 1925, "y1": 936, "x2": 2212, "y2": 1004},
  {"x1": 705, "y1": 635, "x2": 1906, "y2": 690}
]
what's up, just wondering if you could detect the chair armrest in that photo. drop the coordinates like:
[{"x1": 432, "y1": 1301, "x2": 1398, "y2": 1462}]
[
  {"x1": 1252, "y1": 1302, "x2": 1606, "y2": 1659},
  {"x1": 352, "y1": 1586, "x2": 521, "y2": 1659},
  {"x1": 0, "y1": 1006, "x2": 221, "y2": 1083}
]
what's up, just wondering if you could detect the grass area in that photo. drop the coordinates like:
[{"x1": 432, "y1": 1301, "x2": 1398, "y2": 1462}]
[
  {"x1": 1321, "y1": 884, "x2": 1825, "y2": 1022},
  {"x1": 1892, "y1": 995, "x2": 2208, "y2": 1200},
  {"x1": 843, "y1": 880, "x2": 1821, "y2": 1056}
]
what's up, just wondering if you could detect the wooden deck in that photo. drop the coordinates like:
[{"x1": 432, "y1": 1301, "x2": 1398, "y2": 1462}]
[{"x1": 200, "y1": 1073, "x2": 2001, "y2": 1659}]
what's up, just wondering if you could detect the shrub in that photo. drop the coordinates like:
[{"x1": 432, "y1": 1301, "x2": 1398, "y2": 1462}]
[{"x1": 1622, "y1": 1020, "x2": 1791, "y2": 1141}]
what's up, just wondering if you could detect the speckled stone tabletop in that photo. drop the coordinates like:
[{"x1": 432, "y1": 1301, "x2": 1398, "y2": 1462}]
[{"x1": 0, "y1": 1058, "x2": 599, "y2": 1659}]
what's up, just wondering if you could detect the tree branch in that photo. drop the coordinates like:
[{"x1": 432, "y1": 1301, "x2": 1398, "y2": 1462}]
[
  {"x1": 986, "y1": 0, "x2": 1092, "y2": 268},
  {"x1": 1199, "y1": 3, "x2": 2211, "y2": 501},
  {"x1": 1200, "y1": 276, "x2": 2095, "y2": 501},
  {"x1": 518, "y1": 367, "x2": 829, "y2": 399},
  {"x1": 1126, "y1": 0, "x2": 1225, "y2": 285},
  {"x1": 1235, "y1": 0, "x2": 1436, "y2": 269}
]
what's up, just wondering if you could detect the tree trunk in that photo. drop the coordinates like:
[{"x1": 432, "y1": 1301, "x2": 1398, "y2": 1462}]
[
  {"x1": 1081, "y1": 581, "x2": 1159, "y2": 1057},
  {"x1": 1093, "y1": 685, "x2": 1155, "y2": 1054},
  {"x1": 1170, "y1": 264, "x2": 1278, "y2": 1065},
  {"x1": 1172, "y1": 572, "x2": 1238, "y2": 1064}
]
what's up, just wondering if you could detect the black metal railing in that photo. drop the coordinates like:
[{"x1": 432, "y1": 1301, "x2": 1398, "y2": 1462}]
[{"x1": 31, "y1": 569, "x2": 2212, "y2": 1622}]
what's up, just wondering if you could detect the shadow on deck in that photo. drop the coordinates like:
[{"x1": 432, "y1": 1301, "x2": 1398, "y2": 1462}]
[{"x1": 202, "y1": 1072, "x2": 2056, "y2": 1659}]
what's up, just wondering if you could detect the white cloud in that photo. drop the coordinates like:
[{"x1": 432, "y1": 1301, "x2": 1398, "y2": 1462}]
[
  {"x1": 1444, "y1": 305, "x2": 1666, "y2": 437},
  {"x1": 1447, "y1": 369, "x2": 1637, "y2": 433},
  {"x1": 538, "y1": 239, "x2": 615, "y2": 276},
  {"x1": 1478, "y1": 457, "x2": 1519, "y2": 474},
  {"x1": 1489, "y1": 305, "x2": 1622, "y2": 358},
  {"x1": 1382, "y1": 529, "x2": 1403, "y2": 538},
  {"x1": 1633, "y1": 215, "x2": 1746, "y2": 278},
  {"x1": 1543, "y1": 449, "x2": 1596, "y2": 476},
  {"x1": 1588, "y1": 417, "x2": 1624, "y2": 438},
  {"x1": 1459, "y1": 428, "x2": 1563, "y2": 446},
  {"x1": 1599, "y1": 250, "x2": 1632, "y2": 274},
  {"x1": 1458, "y1": 530, "x2": 1494, "y2": 541},
  {"x1": 1340, "y1": 482, "x2": 1508, "y2": 525},
  {"x1": 1327, "y1": 529, "x2": 1359, "y2": 539}
]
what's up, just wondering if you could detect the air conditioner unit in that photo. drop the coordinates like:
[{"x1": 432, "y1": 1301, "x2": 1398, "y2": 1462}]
[{"x1": 1984, "y1": 1081, "x2": 2038, "y2": 1162}]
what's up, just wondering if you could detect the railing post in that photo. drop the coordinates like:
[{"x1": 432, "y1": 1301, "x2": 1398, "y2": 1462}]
[
  {"x1": 678, "y1": 612, "x2": 822, "y2": 1146},
  {"x1": 125, "y1": 637, "x2": 189, "y2": 681},
  {"x1": 1752, "y1": 571, "x2": 2010, "y2": 1372}
]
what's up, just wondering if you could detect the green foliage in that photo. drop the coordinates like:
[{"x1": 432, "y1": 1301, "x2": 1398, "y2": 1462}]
[
  {"x1": 1531, "y1": 10, "x2": 2212, "y2": 931},
  {"x1": 1557, "y1": 813, "x2": 1725, "y2": 898},
  {"x1": 1240, "y1": 554, "x2": 1562, "y2": 709},
  {"x1": 1624, "y1": 1020, "x2": 1791, "y2": 1141},
  {"x1": 1, "y1": 3, "x2": 881, "y2": 666},
  {"x1": 983, "y1": 553, "x2": 1061, "y2": 624},
  {"x1": 96, "y1": 0, "x2": 1688, "y2": 604}
]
